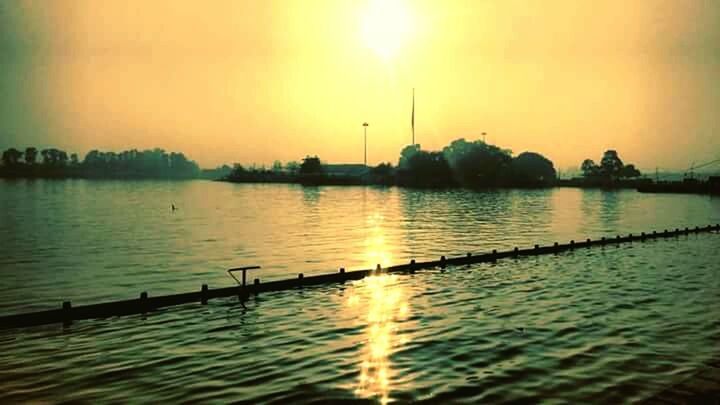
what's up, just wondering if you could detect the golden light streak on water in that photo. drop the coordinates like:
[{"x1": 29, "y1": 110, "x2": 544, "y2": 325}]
[
  {"x1": 347, "y1": 274, "x2": 410, "y2": 404},
  {"x1": 364, "y1": 212, "x2": 393, "y2": 269}
]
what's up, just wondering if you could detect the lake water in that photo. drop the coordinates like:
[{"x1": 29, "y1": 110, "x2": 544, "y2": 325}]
[{"x1": 1, "y1": 179, "x2": 719, "y2": 402}]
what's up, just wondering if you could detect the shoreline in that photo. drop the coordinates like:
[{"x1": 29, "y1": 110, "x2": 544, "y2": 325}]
[{"x1": 3, "y1": 174, "x2": 719, "y2": 196}]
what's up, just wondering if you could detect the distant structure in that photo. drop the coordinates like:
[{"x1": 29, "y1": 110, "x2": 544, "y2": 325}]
[{"x1": 324, "y1": 164, "x2": 368, "y2": 177}]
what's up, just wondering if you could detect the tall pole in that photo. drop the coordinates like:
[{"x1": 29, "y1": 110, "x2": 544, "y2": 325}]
[
  {"x1": 482, "y1": 132, "x2": 487, "y2": 143},
  {"x1": 411, "y1": 88, "x2": 415, "y2": 146},
  {"x1": 363, "y1": 122, "x2": 369, "y2": 167}
]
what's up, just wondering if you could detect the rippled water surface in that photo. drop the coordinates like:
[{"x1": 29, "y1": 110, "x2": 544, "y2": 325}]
[
  {"x1": 1, "y1": 180, "x2": 718, "y2": 313},
  {"x1": 1, "y1": 180, "x2": 719, "y2": 402}
]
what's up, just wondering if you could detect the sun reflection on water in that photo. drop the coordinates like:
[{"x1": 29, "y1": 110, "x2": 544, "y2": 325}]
[
  {"x1": 346, "y1": 273, "x2": 410, "y2": 404},
  {"x1": 364, "y1": 212, "x2": 393, "y2": 269}
]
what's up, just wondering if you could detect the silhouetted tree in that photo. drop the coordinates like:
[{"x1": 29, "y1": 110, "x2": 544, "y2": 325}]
[
  {"x1": 600, "y1": 150, "x2": 624, "y2": 178},
  {"x1": 442, "y1": 138, "x2": 512, "y2": 186},
  {"x1": 581, "y1": 150, "x2": 640, "y2": 180},
  {"x1": 1, "y1": 148, "x2": 23, "y2": 166},
  {"x1": 40, "y1": 148, "x2": 68, "y2": 166},
  {"x1": 39, "y1": 149, "x2": 50, "y2": 165},
  {"x1": 24, "y1": 147, "x2": 38, "y2": 165},
  {"x1": 286, "y1": 161, "x2": 300, "y2": 174},
  {"x1": 82, "y1": 150, "x2": 103, "y2": 168},
  {"x1": 227, "y1": 163, "x2": 246, "y2": 178},
  {"x1": 397, "y1": 145, "x2": 454, "y2": 187},
  {"x1": 370, "y1": 162, "x2": 395, "y2": 185},
  {"x1": 272, "y1": 160, "x2": 283, "y2": 172},
  {"x1": 299, "y1": 156, "x2": 323, "y2": 175},
  {"x1": 618, "y1": 164, "x2": 641, "y2": 178},
  {"x1": 371, "y1": 163, "x2": 393, "y2": 176},
  {"x1": 59, "y1": 150, "x2": 68, "y2": 166},
  {"x1": 398, "y1": 144, "x2": 421, "y2": 169},
  {"x1": 512, "y1": 152, "x2": 556, "y2": 183},
  {"x1": 581, "y1": 159, "x2": 599, "y2": 177}
]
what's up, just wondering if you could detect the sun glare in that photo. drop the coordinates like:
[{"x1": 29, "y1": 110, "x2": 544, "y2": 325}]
[{"x1": 360, "y1": 0, "x2": 413, "y2": 60}]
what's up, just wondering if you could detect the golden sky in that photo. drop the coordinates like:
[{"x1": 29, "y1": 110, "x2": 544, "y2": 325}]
[{"x1": 1, "y1": 0, "x2": 718, "y2": 170}]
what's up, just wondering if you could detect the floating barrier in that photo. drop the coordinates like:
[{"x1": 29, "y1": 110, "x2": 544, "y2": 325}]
[{"x1": 1, "y1": 224, "x2": 719, "y2": 330}]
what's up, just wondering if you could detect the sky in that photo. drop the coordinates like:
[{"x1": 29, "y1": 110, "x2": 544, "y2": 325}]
[{"x1": 1, "y1": 0, "x2": 718, "y2": 170}]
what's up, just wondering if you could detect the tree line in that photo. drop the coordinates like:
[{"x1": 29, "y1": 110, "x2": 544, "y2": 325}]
[
  {"x1": 1, "y1": 147, "x2": 200, "y2": 179},
  {"x1": 225, "y1": 137, "x2": 559, "y2": 188},
  {"x1": 225, "y1": 139, "x2": 643, "y2": 189},
  {"x1": 3, "y1": 143, "x2": 643, "y2": 186}
]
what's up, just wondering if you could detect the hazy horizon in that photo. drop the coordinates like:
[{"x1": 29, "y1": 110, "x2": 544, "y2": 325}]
[{"x1": 2, "y1": 0, "x2": 719, "y2": 170}]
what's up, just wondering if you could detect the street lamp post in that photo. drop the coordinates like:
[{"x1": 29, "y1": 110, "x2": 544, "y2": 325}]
[
  {"x1": 482, "y1": 132, "x2": 487, "y2": 144},
  {"x1": 363, "y1": 122, "x2": 369, "y2": 167}
]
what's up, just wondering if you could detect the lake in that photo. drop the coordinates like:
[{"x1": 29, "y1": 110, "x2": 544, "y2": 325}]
[{"x1": 1, "y1": 179, "x2": 719, "y2": 402}]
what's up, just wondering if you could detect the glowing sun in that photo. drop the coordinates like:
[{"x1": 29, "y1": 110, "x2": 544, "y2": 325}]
[{"x1": 360, "y1": 0, "x2": 413, "y2": 59}]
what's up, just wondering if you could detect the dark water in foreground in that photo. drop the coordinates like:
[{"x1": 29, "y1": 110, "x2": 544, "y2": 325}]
[
  {"x1": 1, "y1": 234, "x2": 719, "y2": 403},
  {"x1": 1, "y1": 180, "x2": 719, "y2": 402}
]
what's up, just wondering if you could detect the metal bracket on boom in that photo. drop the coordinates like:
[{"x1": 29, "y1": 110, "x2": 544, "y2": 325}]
[{"x1": 227, "y1": 266, "x2": 261, "y2": 287}]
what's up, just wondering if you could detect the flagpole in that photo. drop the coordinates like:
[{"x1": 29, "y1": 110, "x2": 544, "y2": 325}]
[{"x1": 411, "y1": 88, "x2": 415, "y2": 146}]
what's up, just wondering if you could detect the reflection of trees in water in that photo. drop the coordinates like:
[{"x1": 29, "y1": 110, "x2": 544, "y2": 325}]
[
  {"x1": 599, "y1": 191, "x2": 621, "y2": 231},
  {"x1": 398, "y1": 188, "x2": 546, "y2": 255},
  {"x1": 580, "y1": 189, "x2": 622, "y2": 236},
  {"x1": 580, "y1": 190, "x2": 621, "y2": 235},
  {"x1": 298, "y1": 186, "x2": 401, "y2": 270},
  {"x1": 301, "y1": 186, "x2": 321, "y2": 207},
  {"x1": 299, "y1": 187, "x2": 323, "y2": 247},
  {"x1": 506, "y1": 188, "x2": 554, "y2": 227},
  {"x1": 398, "y1": 189, "x2": 450, "y2": 258}
]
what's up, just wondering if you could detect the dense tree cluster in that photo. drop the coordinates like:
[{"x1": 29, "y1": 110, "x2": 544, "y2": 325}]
[
  {"x1": 397, "y1": 138, "x2": 556, "y2": 187},
  {"x1": 511, "y1": 152, "x2": 557, "y2": 183},
  {"x1": 581, "y1": 150, "x2": 641, "y2": 180},
  {"x1": 225, "y1": 161, "x2": 298, "y2": 183},
  {"x1": 369, "y1": 162, "x2": 394, "y2": 185},
  {"x1": 222, "y1": 138, "x2": 557, "y2": 188},
  {"x1": 82, "y1": 148, "x2": 199, "y2": 178},
  {"x1": 200, "y1": 164, "x2": 233, "y2": 180},
  {"x1": 299, "y1": 156, "x2": 324, "y2": 175},
  {"x1": 1, "y1": 146, "x2": 200, "y2": 179},
  {"x1": 397, "y1": 144, "x2": 454, "y2": 187}
]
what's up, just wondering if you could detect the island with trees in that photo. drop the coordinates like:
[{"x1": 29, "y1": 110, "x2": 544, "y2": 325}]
[
  {"x1": 223, "y1": 137, "x2": 559, "y2": 188},
  {"x1": 1, "y1": 147, "x2": 202, "y2": 179}
]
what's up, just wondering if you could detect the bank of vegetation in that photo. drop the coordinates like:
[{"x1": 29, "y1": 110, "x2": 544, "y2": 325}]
[
  {"x1": 3, "y1": 140, "x2": 645, "y2": 190},
  {"x1": 225, "y1": 138, "x2": 561, "y2": 188},
  {"x1": 0, "y1": 147, "x2": 205, "y2": 179}
]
